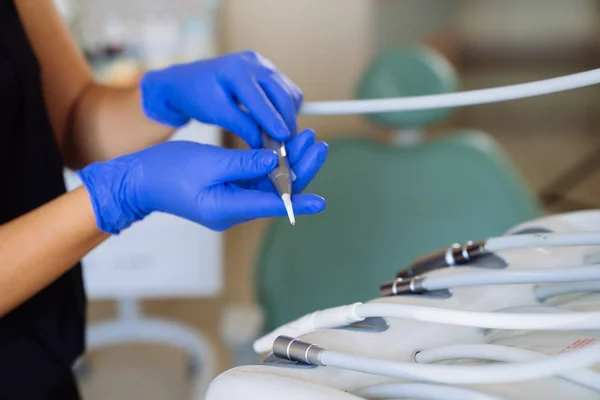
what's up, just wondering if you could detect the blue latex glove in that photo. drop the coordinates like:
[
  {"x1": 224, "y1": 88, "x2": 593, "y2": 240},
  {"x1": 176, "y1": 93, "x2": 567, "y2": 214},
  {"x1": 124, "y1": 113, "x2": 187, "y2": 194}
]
[
  {"x1": 140, "y1": 51, "x2": 302, "y2": 148},
  {"x1": 78, "y1": 129, "x2": 327, "y2": 234}
]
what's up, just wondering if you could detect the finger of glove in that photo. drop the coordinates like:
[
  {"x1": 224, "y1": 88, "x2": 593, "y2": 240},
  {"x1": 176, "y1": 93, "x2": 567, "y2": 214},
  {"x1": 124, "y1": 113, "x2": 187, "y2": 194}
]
[
  {"x1": 234, "y1": 176, "x2": 275, "y2": 193},
  {"x1": 231, "y1": 75, "x2": 291, "y2": 142},
  {"x1": 276, "y1": 73, "x2": 304, "y2": 112},
  {"x1": 214, "y1": 148, "x2": 278, "y2": 183},
  {"x1": 244, "y1": 51, "x2": 302, "y2": 111},
  {"x1": 220, "y1": 190, "x2": 326, "y2": 220},
  {"x1": 292, "y1": 142, "x2": 329, "y2": 193},
  {"x1": 286, "y1": 128, "x2": 316, "y2": 166},
  {"x1": 206, "y1": 216, "x2": 255, "y2": 232},
  {"x1": 244, "y1": 50, "x2": 277, "y2": 71},
  {"x1": 260, "y1": 74, "x2": 299, "y2": 137},
  {"x1": 204, "y1": 96, "x2": 262, "y2": 148}
]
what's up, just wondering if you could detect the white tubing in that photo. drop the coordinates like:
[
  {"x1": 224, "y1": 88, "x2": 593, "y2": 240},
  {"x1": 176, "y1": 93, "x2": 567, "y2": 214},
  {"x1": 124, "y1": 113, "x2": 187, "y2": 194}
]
[
  {"x1": 535, "y1": 281, "x2": 600, "y2": 302},
  {"x1": 351, "y1": 382, "x2": 508, "y2": 400},
  {"x1": 252, "y1": 303, "x2": 362, "y2": 353},
  {"x1": 414, "y1": 344, "x2": 600, "y2": 391},
  {"x1": 485, "y1": 232, "x2": 600, "y2": 253},
  {"x1": 319, "y1": 342, "x2": 600, "y2": 384},
  {"x1": 300, "y1": 69, "x2": 600, "y2": 116},
  {"x1": 421, "y1": 266, "x2": 600, "y2": 292},
  {"x1": 356, "y1": 303, "x2": 600, "y2": 331},
  {"x1": 254, "y1": 302, "x2": 600, "y2": 353}
]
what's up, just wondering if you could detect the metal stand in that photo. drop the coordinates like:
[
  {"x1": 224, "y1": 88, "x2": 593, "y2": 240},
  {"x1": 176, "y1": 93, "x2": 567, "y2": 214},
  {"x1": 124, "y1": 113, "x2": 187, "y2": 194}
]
[{"x1": 83, "y1": 297, "x2": 215, "y2": 399}]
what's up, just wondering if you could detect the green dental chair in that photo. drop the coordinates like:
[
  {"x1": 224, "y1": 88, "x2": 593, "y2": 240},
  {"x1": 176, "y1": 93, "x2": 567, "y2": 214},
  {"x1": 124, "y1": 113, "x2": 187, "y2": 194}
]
[{"x1": 220, "y1": 46, "x2": 543, "y2": 361}]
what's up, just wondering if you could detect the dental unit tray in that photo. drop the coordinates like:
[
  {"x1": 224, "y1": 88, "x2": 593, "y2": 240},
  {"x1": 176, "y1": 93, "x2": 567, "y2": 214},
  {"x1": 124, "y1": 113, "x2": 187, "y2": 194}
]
[{"x1": 205, "y1": 210, "x2": 600, "y2": 400}]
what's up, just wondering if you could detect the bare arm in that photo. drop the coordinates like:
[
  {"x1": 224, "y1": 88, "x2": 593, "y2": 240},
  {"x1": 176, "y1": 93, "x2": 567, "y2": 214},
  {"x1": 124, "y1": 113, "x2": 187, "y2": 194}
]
[
  {"x1": 0, "y1": 187, "x2": 108, "y2": 316},
  {"x1": 14, "y1": 0, "x2": 174, "y2": 170}
]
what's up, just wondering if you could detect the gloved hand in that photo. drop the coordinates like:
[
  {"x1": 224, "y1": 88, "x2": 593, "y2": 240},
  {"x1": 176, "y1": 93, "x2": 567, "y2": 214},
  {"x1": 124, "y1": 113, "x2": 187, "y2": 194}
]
[
  {"x1": 78, "y1": 129, "x2": 327, "y2": 234},
  {"x1": 140, "y1": 51, "x2": 302, "y2": 148}
]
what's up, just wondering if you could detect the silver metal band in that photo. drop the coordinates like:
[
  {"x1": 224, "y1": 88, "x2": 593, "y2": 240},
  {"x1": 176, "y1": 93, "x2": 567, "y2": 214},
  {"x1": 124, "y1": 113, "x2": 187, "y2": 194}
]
[{"x1": 273, "y1": 336, "x2": 325, "y2": 365}]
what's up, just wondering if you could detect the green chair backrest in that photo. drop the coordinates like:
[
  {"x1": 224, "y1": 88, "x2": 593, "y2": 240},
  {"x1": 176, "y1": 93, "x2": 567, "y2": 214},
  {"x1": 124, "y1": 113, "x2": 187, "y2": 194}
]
[
  {"x1": 356, "y1": 46, "x2": 459, "y2": 129},
  {"x1": 255, "y1": 131, "x2": 543, "y2": 331}
]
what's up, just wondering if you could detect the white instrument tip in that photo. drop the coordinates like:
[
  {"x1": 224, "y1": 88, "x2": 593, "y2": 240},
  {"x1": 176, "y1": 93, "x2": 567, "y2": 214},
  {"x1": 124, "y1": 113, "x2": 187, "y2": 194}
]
[{"x1": 282, "y1": 193, "x2": 295, "y2": 225}]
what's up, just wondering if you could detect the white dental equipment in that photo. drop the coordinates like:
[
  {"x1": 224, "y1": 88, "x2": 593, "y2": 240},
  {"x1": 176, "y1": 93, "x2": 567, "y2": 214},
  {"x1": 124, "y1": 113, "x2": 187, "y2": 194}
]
[
  {"x1": 535, "y1": 281, "x2": 600, "y2": 302},
  {"x1": 394, "y1": 231, "x2": 600, "y2": 280},
  {"x1": 351, "y1": 382, "x2": 510, "y2": 400},
  {"x1": 253, "y1": 302, "x2": 600, "y2": 354},
  {"x1": 206, "y1": 210, "x2": 600, "y2": 400},
  {"x1": 383, "y1": 265, "x2": 600, "y2": 295},
  {"x1": 413, "y1": 344, "x2": 600, "y2": 391},
  {"x1": 270, "y1": 335, "x2": 600, "y2": 385}
]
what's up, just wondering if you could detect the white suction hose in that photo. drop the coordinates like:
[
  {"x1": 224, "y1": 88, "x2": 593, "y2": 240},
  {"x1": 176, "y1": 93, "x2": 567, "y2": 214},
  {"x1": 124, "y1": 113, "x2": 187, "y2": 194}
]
[
  {"x1": 420, "y1": 266, "x2": 600, "y2": 292},
  {"x1": 414, "y1": 344, "x2": 600, "y2": 391},
  {"x1": 254, "y1": 302, "x2": 600, "y2": 353},
  {"x1": 535, "y1": 281, "x2": 600, "y2": 302},
  {"x1": 318, "y1": 342, "x2": 600, "y2": 384},
  {"x1": 301, "y1": 69, "x2": 600, "y2": 115}
]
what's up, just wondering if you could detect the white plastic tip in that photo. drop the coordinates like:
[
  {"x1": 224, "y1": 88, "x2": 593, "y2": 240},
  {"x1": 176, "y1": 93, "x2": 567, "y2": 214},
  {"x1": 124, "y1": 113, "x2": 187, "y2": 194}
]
[
  {"x1": 253, "y1": 337, "x2": 271, "y2": 354},
  {"x1": 282, "y1": 193, "x2": 295, "y2": 225}
]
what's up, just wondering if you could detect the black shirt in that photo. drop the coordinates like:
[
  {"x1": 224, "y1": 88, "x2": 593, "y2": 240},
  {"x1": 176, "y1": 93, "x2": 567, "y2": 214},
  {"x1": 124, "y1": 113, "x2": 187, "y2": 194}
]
[{"x1": 0, "y1": 1, "x2": 85, "y2": 398}]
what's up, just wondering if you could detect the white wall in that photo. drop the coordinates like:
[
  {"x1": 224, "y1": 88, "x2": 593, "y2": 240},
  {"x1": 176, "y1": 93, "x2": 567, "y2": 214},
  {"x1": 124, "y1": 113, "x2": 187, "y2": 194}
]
[
  {"x1": 374, "y1": 0, "x2": 459, "y2": 51},
  {"x1": 458, "y1": 0, "x2": 600, "y2": 47},
  {"x1": 220, "y1": 0, "x2": 375, "y2": 138}
]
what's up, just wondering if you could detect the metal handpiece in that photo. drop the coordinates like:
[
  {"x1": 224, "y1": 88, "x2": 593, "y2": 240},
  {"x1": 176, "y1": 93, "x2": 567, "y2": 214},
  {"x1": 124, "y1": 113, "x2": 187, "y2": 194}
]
[
  {"x1": 273, "y1": 336, "x2": 325, "y2": 365},
  {"x1": 397, "y1": 240, "x2": 488, "y2": 279},
  {"x1": 261, "y1": 131, "x2": 295, "y2": 225}
]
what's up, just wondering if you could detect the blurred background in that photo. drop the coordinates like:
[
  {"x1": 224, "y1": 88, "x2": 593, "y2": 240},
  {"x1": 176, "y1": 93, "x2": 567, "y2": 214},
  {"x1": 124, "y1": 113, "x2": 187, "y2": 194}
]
[{"x1": 50, "y1": 0, "x2": 600, "y2": 398}]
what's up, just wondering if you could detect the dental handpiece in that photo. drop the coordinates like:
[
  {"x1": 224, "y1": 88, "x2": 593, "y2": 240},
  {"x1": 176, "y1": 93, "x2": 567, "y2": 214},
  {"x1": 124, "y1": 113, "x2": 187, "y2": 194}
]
[{"x1": 261, "y1": 131, "x2": 295, "y2": 225}]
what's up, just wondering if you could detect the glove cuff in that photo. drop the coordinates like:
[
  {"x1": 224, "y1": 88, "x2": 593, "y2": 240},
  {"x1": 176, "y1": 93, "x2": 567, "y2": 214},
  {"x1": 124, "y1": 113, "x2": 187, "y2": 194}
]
[
  {"x1": 140, "y1": 69, "x2": 191, "y2": 128},
  {"x1": 78, "y1": 156, "x2": 149, "y2": 235}
]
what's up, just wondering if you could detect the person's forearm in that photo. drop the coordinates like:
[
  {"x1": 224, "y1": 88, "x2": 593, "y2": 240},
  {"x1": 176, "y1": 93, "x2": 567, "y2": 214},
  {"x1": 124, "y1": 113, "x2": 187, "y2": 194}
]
[
  {"x1": 0, "y1": 187, "x2": 108, "y2": 316},
  {"x1": 63, "y1": 84, "x2": 175, "y2": 169},
  {"x1": 13, "y1": 0, "x2": 174, "y2": 170}
]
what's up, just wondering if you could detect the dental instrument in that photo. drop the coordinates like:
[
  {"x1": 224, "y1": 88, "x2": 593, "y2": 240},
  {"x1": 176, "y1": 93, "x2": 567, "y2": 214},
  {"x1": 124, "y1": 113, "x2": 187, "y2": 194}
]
[
  {"x1": 413, "y1": 344, "x2": 600, "y2": 391},
  {"x1": 261, "y1": 131, "x2": 295, "y2": 225},
  {"x1": 300, "y1": 69, "x2": 600, "y2": 116},
  {"x1": 380, "y1": 265, "x2": 600, "y2": 296},
  {"x1": 271, "y1": 335, "x2": 600, "y2": 385},
  {"x1": 399, "y1": 231, "x2": 600, "y2": 278},
  {"x1": 351, "y1": 382, "x2": 509, "y2": 400}
]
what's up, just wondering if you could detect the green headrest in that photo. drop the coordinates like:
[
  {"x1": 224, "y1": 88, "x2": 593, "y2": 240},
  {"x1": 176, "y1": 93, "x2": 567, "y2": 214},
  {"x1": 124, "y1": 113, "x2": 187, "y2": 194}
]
[{"x1": 356, "y1": 46, "x2": 459, "y2": 129}]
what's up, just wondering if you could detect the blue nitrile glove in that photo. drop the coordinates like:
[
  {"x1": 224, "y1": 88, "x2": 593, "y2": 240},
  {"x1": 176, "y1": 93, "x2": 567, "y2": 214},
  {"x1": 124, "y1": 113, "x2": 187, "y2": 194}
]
[
  {"x1": 140, "y1": 50, "x2": 302, "y2": 148},
  {"x1": 77, "y1": 129, "x2": 328, "y2": 234}
]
